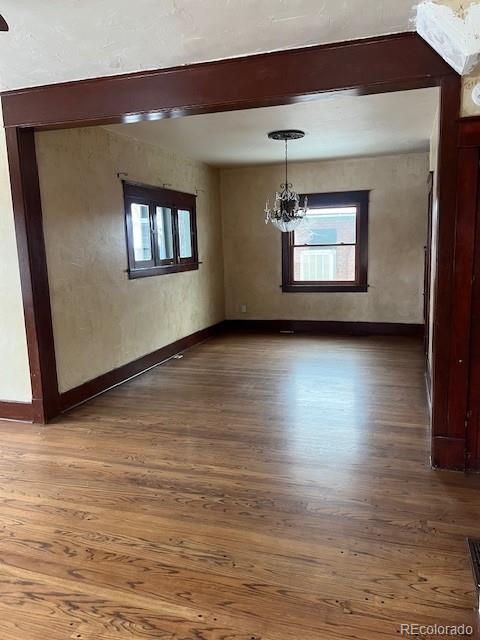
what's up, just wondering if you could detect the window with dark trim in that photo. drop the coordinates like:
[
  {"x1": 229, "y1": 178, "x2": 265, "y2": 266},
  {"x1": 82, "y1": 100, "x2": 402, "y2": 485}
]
[
  {"x1": 282, "y1": 190, "x2": 369, "y2": 293},
  {"x1": 123, "y1": 181, "x2": 198, "y2": 279}
]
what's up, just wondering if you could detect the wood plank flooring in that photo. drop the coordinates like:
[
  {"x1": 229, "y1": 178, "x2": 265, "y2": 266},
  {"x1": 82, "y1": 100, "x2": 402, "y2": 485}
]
[{"x1": 1, "y1": 333, "x2": 479, "y2": 639}]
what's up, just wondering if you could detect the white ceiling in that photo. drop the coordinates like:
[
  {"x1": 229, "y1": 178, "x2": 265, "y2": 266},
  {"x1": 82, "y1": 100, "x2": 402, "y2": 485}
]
[
  {"x1": 106, "y1": 88, "x2": 439, "y2": 167},
  {"x1": 0, "y1": 0, "x2": 419, "y2": 92}
]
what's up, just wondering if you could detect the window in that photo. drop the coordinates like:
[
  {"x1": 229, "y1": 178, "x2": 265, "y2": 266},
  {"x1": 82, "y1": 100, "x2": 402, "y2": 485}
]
[
  {"x1": 123, "y1": 182, "x2": 198, "y2": 278},
  {"x1": 282, "y1": 190, "x2": 369, "y2": 293}
]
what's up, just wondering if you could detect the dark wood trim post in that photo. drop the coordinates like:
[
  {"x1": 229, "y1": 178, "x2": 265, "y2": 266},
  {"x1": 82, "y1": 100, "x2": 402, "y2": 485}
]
[
  {"x1": 431, "y1": 75, "x2": 465, "y2": 469},
  {"x1": 457, "y1": 117, "x2": 480, "y2": 471},
  {"x1": 4, "y1": 127, "x2": 60, "y2": 422}
]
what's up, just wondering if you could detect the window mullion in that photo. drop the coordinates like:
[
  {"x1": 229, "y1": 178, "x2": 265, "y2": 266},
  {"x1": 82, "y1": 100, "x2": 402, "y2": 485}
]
[
  {"x1": 288, "y1": 231, "x2": 295, "y2": 286},
  {"x1": 355, "y1": 207, "x2": 361, "y2": 283},
  {"x1": 150, "y1": 202, "x2": 159, "y2": 266},
  {"x1": 172, "y1": 207, "x2": 180, "y2": 265}
]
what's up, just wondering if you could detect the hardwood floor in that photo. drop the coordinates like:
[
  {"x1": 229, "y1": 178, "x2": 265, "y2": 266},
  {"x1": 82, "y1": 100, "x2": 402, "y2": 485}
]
[{"x1": 1, "y1": 333, "x2": 479, "y2": 639}]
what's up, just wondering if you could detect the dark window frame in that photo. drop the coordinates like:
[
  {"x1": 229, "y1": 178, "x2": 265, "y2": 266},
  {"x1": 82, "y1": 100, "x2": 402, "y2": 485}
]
[
  {"x1": 123, "y1": 181, "x2": 198, "y2": 279},
  {"x1": 282, "y1": 190, "x2": 370, "y2": 293}
]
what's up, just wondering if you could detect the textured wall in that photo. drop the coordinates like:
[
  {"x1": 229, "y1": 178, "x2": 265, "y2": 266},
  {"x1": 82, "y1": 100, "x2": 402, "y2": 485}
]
[
  {"x1": 36, "y1": 126, "x2": 225, "y2": 393},
  {"x1": 221, "y1": 153, "x2": 429, "y2": 323},
  {"x1": 0, "y1": 107, "x2": 31, "y2": 402}
]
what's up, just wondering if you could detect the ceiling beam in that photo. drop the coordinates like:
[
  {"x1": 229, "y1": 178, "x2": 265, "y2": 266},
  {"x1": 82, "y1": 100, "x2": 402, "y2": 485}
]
[{"x1": 1, "y1": 32, "x2": 455, "y2": 131}]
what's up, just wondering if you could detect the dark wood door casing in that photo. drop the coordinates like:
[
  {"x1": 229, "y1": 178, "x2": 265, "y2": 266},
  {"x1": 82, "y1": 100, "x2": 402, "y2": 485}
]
[
  {"x1": 445, "y1": 118, "x2": 480, "y2": 472},
  {"x1": 0, "y1": 31, "x2": 467, "y2": 471},
  {"x1": 467, "y1": 149, "x2": 480, "y2": 471},
  {"x1": 4, "y1": 127, "x2": 59, "y2": 422},
  {"x1": 458, "y1": 123, "x2": 480, "y2": 471}
]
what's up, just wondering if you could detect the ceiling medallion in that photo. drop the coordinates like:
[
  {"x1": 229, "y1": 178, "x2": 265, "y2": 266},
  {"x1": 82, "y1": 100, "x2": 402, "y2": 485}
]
[{"x1": 264, "y1": 129, "x2": 308, "y2": 232}]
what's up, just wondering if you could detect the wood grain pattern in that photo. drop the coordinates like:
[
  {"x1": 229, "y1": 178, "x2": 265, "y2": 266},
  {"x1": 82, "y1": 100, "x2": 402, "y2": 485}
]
[{"x1": 0, "y1": 333, "x2": 478, "y2": 638}]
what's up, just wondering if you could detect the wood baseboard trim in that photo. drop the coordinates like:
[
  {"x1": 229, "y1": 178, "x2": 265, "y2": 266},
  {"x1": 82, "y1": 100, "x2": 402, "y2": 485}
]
[
  {"x1": 223, "y1": 319, "x2": 424, "y2": 337},
  {"x1": 0, "y1": 400, "x2": 34, "y2": 422},
  {"x1": 431, "y1": 436, "x2": 466, "y2": 471},
  {"x1": 59, "y1": 322, "x2": 224, "y2": 413}
]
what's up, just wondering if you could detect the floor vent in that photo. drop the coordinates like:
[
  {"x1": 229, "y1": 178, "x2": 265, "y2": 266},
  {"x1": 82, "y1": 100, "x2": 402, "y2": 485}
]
[{"x1": 467, "y1": 538, "x2": 480, "y2": 610}]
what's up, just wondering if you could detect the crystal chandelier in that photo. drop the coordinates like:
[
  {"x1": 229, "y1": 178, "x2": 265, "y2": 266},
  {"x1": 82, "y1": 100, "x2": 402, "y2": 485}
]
[{"x1": 264, "y1": 129, "x2": 308, "y2": 232}]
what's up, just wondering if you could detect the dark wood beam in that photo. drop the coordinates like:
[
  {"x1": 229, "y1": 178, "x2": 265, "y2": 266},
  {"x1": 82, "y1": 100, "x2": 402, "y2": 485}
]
[{"x1": 1, "y1": 33, "x2": 454, "y2": 130}]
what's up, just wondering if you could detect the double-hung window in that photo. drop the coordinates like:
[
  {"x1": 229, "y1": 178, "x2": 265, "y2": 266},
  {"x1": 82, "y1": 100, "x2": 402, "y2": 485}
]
[
  {"x1": 123, "y1": 182, "x2": 198, "y2": 279},
  {"x1": 282, "y1": 190, "x2": 369, "y2": 292}
]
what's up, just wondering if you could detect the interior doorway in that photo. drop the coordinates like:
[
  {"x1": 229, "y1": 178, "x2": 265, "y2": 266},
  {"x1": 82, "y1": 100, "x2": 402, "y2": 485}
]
[{"x1": 1, "y1": 33, "x2": 465, "y2": 469}]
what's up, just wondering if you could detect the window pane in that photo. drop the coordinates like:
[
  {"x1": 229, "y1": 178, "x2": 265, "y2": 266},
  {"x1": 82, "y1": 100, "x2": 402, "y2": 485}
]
[
  {"x1": 131, "y1": 203, "x2": 152, "y2": 262},
  {"x1": 178, "y1": 209, "x2": 193, "y2": 258},
  {"x1": 155, "y1": 207, "x2": 174, "y2": 260},
  {"x1": 293, "y1": 245, "x2": 356, "y2": 282},
  {"x1": 294, "y1": 207, "x2": 357, "y2": 245}
]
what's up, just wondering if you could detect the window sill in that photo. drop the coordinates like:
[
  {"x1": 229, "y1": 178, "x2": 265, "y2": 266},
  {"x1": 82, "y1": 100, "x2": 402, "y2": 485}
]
[
  {"x1": 128, "y1": 262, "x2": 199, "y2": 279},
  {"x1": 282, "y1": 283, "x2": 368, "y2": 293}
]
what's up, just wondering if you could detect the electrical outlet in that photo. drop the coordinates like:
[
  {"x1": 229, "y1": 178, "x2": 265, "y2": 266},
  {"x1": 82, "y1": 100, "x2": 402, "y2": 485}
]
[{"x1": 240, "y1": 304, "x2": 247, "y2": 314}]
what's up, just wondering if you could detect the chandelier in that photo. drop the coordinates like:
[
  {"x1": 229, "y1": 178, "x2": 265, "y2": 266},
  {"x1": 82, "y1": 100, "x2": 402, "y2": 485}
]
[{"x1": 264, "y1": 129, "x2": 308, "y2": 232}]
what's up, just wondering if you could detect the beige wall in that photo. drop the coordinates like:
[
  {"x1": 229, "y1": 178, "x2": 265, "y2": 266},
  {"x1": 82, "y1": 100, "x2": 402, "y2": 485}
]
[
  {"x1": 0, "y1": 107, "x2": 31, "y2": 402},
  {"x1": 221, "y1": 153, "x2": 429, "y2": 323},
  {"x1": 36, "y1": 126, "x2": 225, "y2": 393}
]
